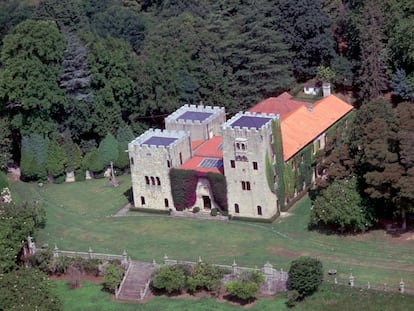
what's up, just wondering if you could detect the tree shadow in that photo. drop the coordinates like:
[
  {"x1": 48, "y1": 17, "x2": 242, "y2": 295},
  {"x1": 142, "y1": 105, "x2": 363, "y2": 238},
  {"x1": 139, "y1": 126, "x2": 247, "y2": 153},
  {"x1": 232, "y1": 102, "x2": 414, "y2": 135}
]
[{"x1": 123, "y1": 187, "x2": 133, "y2": 203}]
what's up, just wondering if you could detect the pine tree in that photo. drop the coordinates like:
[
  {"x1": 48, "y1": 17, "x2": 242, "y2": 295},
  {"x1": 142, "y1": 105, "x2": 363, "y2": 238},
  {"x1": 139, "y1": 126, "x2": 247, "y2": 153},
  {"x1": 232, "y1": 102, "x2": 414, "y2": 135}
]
[
  {"x1": 46, "y1": 138, "x2": 67, "y2": 179},
  {"x1": 357, "y1": 0, "x2": 388, "y2": 102}
]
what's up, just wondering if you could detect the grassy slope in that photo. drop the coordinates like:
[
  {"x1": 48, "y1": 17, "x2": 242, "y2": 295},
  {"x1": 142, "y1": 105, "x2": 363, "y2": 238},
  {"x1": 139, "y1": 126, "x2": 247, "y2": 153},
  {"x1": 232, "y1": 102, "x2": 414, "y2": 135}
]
[
  {"x1": 53, "y1": 281, "x2": 414, "y2": 311},
  {"x1": 10, "y1": 176, "x2": 414, "y2": 288}
]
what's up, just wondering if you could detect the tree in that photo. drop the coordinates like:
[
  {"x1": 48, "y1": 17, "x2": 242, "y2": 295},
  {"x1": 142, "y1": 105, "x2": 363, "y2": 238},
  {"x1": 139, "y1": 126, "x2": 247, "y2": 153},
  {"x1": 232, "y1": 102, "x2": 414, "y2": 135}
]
[
  {"x1": 151, "y1": 265, "x2": 186, "y2": 294},
  {"x1": 0, "y1": 19, "x2": 66, "y2": 135},
  {"x1": 394, "y1": 102, "x2": 414, "y2": 230},
  {"x1": 357, "y1": 0, "x2": 388, "y2": 102},
  {"x1": 46, "y1": 137, "x2": 67, "y2": 179},
  {"x1": 82, "y1": 147, "x2": 104, "y2": 174},
  {"x1": 218, "y1": 2, "x2": 294, "y2": 109},
  {"x1": 115, "y1": 125, "x2": 134, "y2": 170},
  {"x1": 277, "y1": 0, "x2": 336, "y2": 81},
  {"x1": 20, "y1": 134, "x2": 49, "y2": 181},
  {"x1": 316, "y1": 65, "x2": 335, "y2": 83},
  {"x1": 86, "y1": 34, "x2": 138, "y2": 137},
  {"x1": 0, "y1": 202, "x2": 46, "y2": 273},
  {"x1": 91, "y1": 5, "x2": 146, "y2": 53},
  {"x1": 98, "y1": 133, "x2": 119, "y2": 166},
  {"x1": 62, "y1": 130, "x2": 82, "y2": 173},
  {"x1": 288, "y1": 257, "x2": 323, "y2": 299},
  {"x1": 0, "y1": 116, "x2": 13, "y2": 169},
  {"x1": 0, "y1": 268, "x2": 61, "y2": 311},
  {"x1": 310, "y1": 178, "x2": 373, "y2": 232},
  {"x1": 390, "y1": 69, "x2": 414, "y2": 102}
]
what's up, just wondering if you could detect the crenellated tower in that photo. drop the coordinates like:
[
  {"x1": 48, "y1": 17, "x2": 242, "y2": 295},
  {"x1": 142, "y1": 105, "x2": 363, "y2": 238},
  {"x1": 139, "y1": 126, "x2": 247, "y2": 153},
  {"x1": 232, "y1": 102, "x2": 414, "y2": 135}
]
[
  {"x1": 128, "y1": 129, "x2": 191, "y2": 210},
  {"x1": 222, "y1": 112, "x2": 280, "y2": 219}
]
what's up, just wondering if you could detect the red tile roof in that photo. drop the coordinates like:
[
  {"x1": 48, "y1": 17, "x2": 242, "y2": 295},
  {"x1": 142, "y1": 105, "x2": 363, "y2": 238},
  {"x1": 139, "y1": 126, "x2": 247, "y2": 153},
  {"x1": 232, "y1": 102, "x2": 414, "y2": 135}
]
[
  {"x1": 280, "y1": 95, "x2": 353, "y2": 161},
  {"x1": 248, "y1": 92, "x2": 306, "y2": 118},
  {"x1": 180, "y1": 136, "x2": 224, "y2": 174}
]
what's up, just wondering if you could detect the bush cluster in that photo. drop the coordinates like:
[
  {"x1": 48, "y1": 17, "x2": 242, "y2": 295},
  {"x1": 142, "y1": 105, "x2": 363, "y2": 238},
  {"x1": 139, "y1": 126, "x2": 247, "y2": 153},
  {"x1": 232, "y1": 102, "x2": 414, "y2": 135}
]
[{"x1": 151, "y1": 263, "x2": 226, "y2": 295}]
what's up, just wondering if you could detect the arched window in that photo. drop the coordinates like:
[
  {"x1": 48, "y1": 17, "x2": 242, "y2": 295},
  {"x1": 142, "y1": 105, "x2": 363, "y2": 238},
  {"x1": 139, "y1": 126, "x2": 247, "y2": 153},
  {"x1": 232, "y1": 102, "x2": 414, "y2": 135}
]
[
  {"x1": 164, "y1": 198, "x2": 169, "y2": 208},
  {"x1": 156, "y1": 177, "x2": 161, "y2": 186},
  {"x1": 141, "y1": 196, "x2": 146, "y2": 205},
  {"x1": 246, "y1": 181, "x2": 251, "y2": 190},
  {"x1": 145, "y1": 176, "x2": 150, "y2": 185},
  {"x1": 151, "y1": 176, "x2": 155, "y2": 185},
  {"x1": 257, "y1": 205, "x2": 262, "y2": 215},
  {"x1": 234, "y1": 204, "x2": 240, "y2": 214},
  {"x1": 241, "y1": 181, "x2": 246, "y2": 190},
  {"x1": 130, "y1": 157, "x2": 134, "y2": 165}
]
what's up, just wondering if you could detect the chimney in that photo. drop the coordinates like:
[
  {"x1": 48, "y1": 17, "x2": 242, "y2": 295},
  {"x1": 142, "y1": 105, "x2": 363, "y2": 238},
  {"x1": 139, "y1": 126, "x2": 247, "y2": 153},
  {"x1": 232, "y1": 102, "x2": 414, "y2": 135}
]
[{"x1": 322, "y1": 82, "x2": 331, "y2": 97}]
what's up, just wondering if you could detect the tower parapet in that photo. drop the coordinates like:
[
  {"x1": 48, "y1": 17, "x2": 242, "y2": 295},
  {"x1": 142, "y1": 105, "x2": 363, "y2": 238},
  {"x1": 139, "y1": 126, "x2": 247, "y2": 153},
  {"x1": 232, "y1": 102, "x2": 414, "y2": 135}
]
[{"x1": 165, "y1": 104, "x2": 226, "y2": 141}]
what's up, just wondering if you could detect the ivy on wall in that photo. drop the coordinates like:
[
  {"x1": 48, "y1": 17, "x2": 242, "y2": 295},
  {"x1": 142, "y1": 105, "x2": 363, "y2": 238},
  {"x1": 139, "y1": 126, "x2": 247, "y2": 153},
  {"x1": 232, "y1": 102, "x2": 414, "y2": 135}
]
[
  {"x1": 205, "y1": 172, "x2": 228, "y2": 212},
  {"x1": 169, "y1": 169, "x2": 198, "y2": 211},
  {"x1": 270, "y1": 119, "x2": 286, "y2": 210},
  {"x1": 265, "y1": 152, "x2": 275, "y2": 193},
  {"x1": 169, "y1": 169, "x2": 228, "y2": 212}
]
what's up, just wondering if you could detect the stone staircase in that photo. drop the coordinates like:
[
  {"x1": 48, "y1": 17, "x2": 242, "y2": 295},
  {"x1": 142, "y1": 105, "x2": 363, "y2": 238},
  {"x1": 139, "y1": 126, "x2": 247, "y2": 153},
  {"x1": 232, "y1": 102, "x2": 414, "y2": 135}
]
[{"x1": 116, "y1": 261, "x2": 156, "y2": 301}]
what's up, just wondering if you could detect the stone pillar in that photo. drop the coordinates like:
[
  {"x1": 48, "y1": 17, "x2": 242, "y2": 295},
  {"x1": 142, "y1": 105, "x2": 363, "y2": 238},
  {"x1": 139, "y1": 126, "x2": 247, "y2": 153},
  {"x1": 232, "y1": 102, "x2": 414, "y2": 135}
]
[
  {"x1": 349, "y1": 273, "x2": 354, "y2": 287},
  {"x1": 198, "y1": 256, "x2": 202, "y2": 264},
  {"x1": 122, "y1": 250, "x2": 128, "y2": 266},
  {"x1": 399, "y1": 279, "x2": 405, "y2": 294},
  {"x1": 367, "y1": 281, "x2": 370, "y2": 289},
  {"x1": 85, "y1": 170, "x2": 93, "y2": 180},
  {"x1": 53, "y1": 244, "x2": 60, "y2": 258},
  {"x1": 263, "y1": 262, "x2": 273, "y2": 276},
  {"x1": 163, "y1": 254, "x2": 169, "y2": 265},
  {"x1": 232, "y1": 260, "x2": 237, "y2": 275},
  {"x1": 65, "y1": 171, "x2": 75, "y2": 183},
  {"x1": 88, "y1": 246, "x2": 93, "y2": 259}
]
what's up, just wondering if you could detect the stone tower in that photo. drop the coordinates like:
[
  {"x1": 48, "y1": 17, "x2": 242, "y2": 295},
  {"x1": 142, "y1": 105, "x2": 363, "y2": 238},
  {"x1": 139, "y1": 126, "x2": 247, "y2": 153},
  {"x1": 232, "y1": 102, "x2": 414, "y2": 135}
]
[
  {"x1": 165, "y1": 104, "x2": 226, "y2": 141},
  {"x1": 222, "y1": 112, "x2": 279, "y2": 219},
  {"x1": 128, "y1": 129, "x2": 191, "y2": 210}
]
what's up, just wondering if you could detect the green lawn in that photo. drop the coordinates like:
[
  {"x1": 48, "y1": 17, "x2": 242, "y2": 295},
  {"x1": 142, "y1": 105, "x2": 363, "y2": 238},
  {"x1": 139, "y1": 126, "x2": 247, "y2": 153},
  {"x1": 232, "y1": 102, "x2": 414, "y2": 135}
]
[
  {"x1": 10, "y1": 175, "x2": 414, "y2": 289},
  {"x1": 53, "y1": 281, "x2": 414, "y2": 311}
]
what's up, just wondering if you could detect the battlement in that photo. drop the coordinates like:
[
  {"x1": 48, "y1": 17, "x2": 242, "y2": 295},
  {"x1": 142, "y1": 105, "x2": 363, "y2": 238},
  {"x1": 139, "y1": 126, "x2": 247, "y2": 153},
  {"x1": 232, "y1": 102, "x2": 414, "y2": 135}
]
[
  {"x1": 129, "y1": 129, "x2": 189, "y2": 151},
  {"x1": 165, "y1": 104, "x2": 225, "y2": 126},
  {"x1": 222, "y1": 112, "x2": 279, "y2": 134}
]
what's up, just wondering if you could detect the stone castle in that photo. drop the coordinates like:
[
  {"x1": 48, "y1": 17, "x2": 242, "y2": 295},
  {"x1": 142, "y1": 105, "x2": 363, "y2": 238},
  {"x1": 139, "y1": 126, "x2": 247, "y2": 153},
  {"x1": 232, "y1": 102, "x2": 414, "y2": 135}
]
[{"x1": 128, "y1": 91, "x2": 353, "y2": 220}]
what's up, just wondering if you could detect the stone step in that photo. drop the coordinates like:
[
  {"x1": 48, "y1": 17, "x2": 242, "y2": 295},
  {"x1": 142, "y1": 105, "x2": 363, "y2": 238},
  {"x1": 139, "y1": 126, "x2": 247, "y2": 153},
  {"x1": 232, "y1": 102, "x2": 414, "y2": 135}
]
[{"x1": 117, "y1": 261, "x2": 156, "y2": 301}]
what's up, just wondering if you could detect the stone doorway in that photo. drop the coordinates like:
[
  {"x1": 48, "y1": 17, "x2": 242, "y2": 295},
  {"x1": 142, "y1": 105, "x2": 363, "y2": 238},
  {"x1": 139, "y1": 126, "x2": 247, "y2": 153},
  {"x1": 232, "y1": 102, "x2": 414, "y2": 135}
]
[{"x1": 202, "y1": 196, "x2": 211, "y2": 210}]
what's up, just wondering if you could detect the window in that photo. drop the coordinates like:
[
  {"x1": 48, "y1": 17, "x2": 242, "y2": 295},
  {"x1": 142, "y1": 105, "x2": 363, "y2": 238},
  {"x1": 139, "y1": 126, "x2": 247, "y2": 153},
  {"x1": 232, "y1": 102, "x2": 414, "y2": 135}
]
[
  {"x1": 236, "y1": 142, "x2": 240, "y2": 149},
  {"x1": 164, "y1": 198, "x2": 169, "y2": 208},
  {"x1": 311, "y1": 144, "x2": 315, "y2": 154},
  {"x1": 156, "y1": 177, "x2": 161, "y2": 186},
  {"x1": 130, "y1": 157, "x2": 134, "y2": 165},
  {"x1": 179, "y1": 152, "x2": 183, "y2": 165},
  {"x1": 145, "y1": 176, "x2": 150, "y2": 185},
  {"x1": 234, "y1": 204, "x2": 240, "y2": 214},
  {"x1": 292, "y1": 158, "x2": 296, "y2": 170},
  {"x1": 141, "y1": 196, "x2": 146, "y2": 205},
  {"x1": 167, "y1": 160, "x2": 171, "y2": 168},
  {"x1": 257, "y1": 205, "x2": 262, "y2": 216},
  {"x1": 230, "y1": 160, "x2": 235, "y2": 168},
  {"x1": 151, "y1": 176, "x2": 155, "y2": 185},
  {"x1": 241, "y1": 181, "x2": 251, "y2": 191},
  {"x1": 241, "y1": 143, "x2": 246, "y2": 150},
  {"x1": 253, "y1": 162, "x2": 258, "y2": 170}
]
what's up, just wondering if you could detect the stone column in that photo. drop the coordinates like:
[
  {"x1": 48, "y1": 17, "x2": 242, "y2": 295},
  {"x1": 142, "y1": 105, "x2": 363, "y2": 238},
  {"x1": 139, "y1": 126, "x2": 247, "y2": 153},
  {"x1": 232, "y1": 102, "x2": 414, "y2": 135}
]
[
  {"x1": 349, "y1": 273, "x2": 354, "y2": 287},
  {"x1": 399, "y1": 279, "x2": 405, "y2": 294}
]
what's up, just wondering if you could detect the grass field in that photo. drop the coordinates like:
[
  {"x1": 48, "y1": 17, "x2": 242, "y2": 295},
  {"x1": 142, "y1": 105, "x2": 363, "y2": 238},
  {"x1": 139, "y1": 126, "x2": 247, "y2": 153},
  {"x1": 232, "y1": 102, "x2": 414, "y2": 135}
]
[
  {"x1": 53, "y1": 281, "x2": 414, "y2": 311},
  {"x1": 10, "y1": 175, "x2": 414, "y2": 290}
]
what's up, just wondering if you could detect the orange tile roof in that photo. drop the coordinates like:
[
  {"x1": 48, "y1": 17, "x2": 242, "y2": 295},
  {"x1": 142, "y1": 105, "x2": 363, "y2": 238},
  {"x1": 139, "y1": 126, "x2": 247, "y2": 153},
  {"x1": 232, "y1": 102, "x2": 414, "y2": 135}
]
[
  {"x1": 180, "y1": 136, "x2": 224, "y2": 174},
  {"x1": 180, "y1": 156, "x2": 224, "y2": 174},
  {"x1": 281, "y1": 95, "x2": 353, "y2": 161},
  {"x1": 193, "y1": 136, "x2": 223, "y2": 158},
  {"x1": 191, "y1": 140, "x2": 204, "y2": 150},
  {"x1": 248, "y1": 92, "x2": 306, "y2": 118}
]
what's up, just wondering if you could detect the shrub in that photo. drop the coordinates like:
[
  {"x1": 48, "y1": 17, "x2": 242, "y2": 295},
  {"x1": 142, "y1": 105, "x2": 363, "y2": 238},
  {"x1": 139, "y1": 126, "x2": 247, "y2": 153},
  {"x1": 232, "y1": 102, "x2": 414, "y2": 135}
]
[
  {"x1": 170, "y1": 169, "x2": 198, "y2": 211},
  {"x1": 193, "y1": 206, "x2": 200, "y2": 213},
  {"x1": 54, "y1": 174, "x2": 66, "y2": 184},
  {"x1": 103, "y1": 263, "x2": 124, "y2": 294},
  {"x1": 186, "y1": 263, "x2": 225, "y2": 294},
  {"x1": 52, "y1": 256, "x2": 72, "y2": 275},
  {"x1": 151, "y1": 265, "x2": 186, "y2": 294},
  {"x1": 0, "y1": 171, "x2": 9, "y2": 190},
  {"x1": 74, "y1": 169, "x2": 86, "y2": 181},
  {"x1": 225, "y1": 280, "x2": 260, "y2": 302},
  {"x1": 210, "y1": 208, "x2": 217, "y2": 216},
  {"x1": 29, "y1": 249, "x2": 53, "y2": 273},
  {"x1": 286, "y1": 290, "x2": 300, "y2": 307},
  {"x1": 224, "y1": 271, "x2": 264, "y2": 302},
  {"x1": 288, "y1": 256, "x2": 323, "y2": 299}
]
